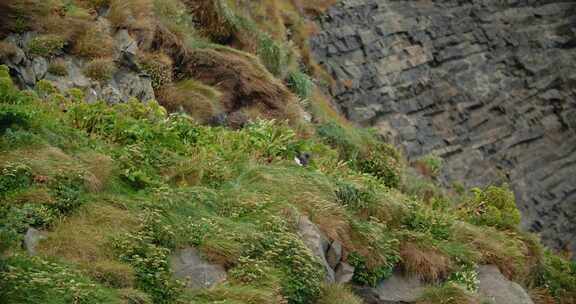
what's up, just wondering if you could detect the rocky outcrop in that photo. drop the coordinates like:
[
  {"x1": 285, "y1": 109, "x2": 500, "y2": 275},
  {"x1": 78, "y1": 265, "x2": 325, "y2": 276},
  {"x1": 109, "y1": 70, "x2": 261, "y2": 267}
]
[
  {"x1": 23, "y1": 227, "x2": 46, "y2": 256},
  {"x1": 170, "y1": 247, "x2": 227, "y2": 289},
  {"x1": 1, "y1": 29, "x2": 154, "y2": 104},
  {"x1": 297, "y1": 216, "x2": 356, "y2": 283},
  {"x1": 354, "y1": 273, "x2": 427, "y2": 304},
  {"x1": 312, "y1": 0, "x2": 576, "y2": 255},
  {"x1": 478, "y1": 265, "x2": 534, "y2": 304}
]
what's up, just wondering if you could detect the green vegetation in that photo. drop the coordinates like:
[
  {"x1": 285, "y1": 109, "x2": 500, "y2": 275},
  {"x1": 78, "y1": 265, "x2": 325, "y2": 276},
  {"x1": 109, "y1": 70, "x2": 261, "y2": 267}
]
[
  {"x1": 27, "y1": 35, "x2": 66, "y2": 57},
  {"x1": 0, "y1": 0, "x2": 575, "y2": 304},
  {"x1": 83, "y1": 59, "x2": 117, "y2": 82}
]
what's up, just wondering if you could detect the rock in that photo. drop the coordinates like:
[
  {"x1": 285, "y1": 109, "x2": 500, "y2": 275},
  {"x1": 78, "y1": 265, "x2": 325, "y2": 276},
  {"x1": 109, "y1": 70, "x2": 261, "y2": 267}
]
[
  {"x1": 326, "y1": 240, "x2": 343, "y2": 269},
  {"x1": 478, "y1": 265, "x2": 534, "y2": 304},
  {"x1": 101, "y1": 85, "x2": 122, "y2": 104},
  {"x1": 312, "y1": 0, "x2": 576, "y2": 257},
  {"x1": 297, "y1": 216, "x2": 335, "y2": 283},
  {"x1": 115, "y1": 29, "x2": 139, "y2": 57},
  {"x1": 23, "y1": 228, "x2": 46, "y2": 256},
  {"x1": 32, "y1": 57, "x2": 48, "y2": 80},
  {"x1": 115, "y1": 69, "x2": 155, "y2": 102},
  {"x1": 335, "y1": 262, "x2": 355, "y2": 283},
  {"x1": 355, "y1": 273, "x2": 427, "y2": 304},
  {"x1": 170, "y1": 247, "x2": 227, "y2": 289}
]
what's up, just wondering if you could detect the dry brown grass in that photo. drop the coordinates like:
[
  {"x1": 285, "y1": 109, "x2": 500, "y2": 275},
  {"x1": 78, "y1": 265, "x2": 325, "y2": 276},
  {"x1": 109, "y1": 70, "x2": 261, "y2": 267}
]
[
  {"x1": 178, "y1": 47, "x2": 304, "y2": 124},
  {"x1": 108, "y1": 0, "x2": 155, "y2": 48},
  {"x1": 77, "y1": 152, "x2": 114, "y2": 192},
  {"x1": 84, "y1": 260, "x2": 136, "y2": 288},
  {"x1": 158, "y1": 79, "x2": 222, "y2": 123},
  {"x1": 530, "y1": 288, "x2": 557, "y2": 304},
  {"x1": 453, "y1": 221, "x2": 528, "y2": 279},
  {"x1": 71, "y1": 21, "x2": 115, "y2": 58},
  {"x1": 290, "y1": 0, "x2": 337, "y2": 15},
  {"x1": 0, "y1": 41, "x2": 18, "y2": 59},
  {"x1": 400, "y1": 242, "x2": 453, "y2": 282}
]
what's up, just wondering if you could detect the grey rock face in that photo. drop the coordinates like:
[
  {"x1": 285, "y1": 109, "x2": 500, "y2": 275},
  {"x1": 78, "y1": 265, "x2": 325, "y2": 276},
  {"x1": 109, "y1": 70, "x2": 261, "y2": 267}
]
[
  {"x1": 170, "y1": 247, "x2": 227, "y2": 289},
  {"x1": 335, "y1": 261, "x2": 355, "y2": 284},
  {"x1": 312, "y1": 0, "x2": 576, "y2": 256},
  {"x1": 478, "y1": 265, "x2": 534, "y2": 304},
  {"x1": 1, "y1": 32, "x2": 155, "y2": 104},
  {"x1": 326, "y1": 240, "x2": 343, "y2": 269},
  {"x1": 297, "y1": 216, "x2": 336, "y2": 283},
  {"x1": 354, "y1": 273, "x2": 426, "y2": 304},
  {"x1": 23, "y1": 228, "x2": 46, "y2": 256}
]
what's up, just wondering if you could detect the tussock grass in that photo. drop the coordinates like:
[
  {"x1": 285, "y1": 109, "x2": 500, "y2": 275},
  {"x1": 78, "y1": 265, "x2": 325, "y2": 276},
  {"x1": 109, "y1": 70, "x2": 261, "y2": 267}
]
[
  {"x1": 317, "y1": 284, "x2": 363, "y2": 304},
  {"x1": 416, "y1": 283, "x2": 479, "y2": 304},
  {"x1": 38, "y1": 202, "x2": 139, "y2": 262},
  {"x1": 400, "y1": 242, "x2": 453, "y2": 282},
  {"x1": 158, "y1": 79, "x2": 222, "y2": 123}
]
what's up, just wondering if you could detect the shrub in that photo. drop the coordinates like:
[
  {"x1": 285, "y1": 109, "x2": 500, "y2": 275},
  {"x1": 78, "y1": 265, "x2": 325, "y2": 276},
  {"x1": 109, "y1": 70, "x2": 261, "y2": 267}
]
[
  {"x1": 257, "y1": 34, "x2": 293, "y2": 78},
  {"x1": 242, "y1": 231, "x2": 324, "y2": 304},
  {"x1": 316, "y1": 121, "x2": 361, "y2": 161},
  {"x1": 414, "y1": 153, "x2": 443, "y2": 178},
  {"x1": 84, "y1": 58, "x2": 117, "y2": 81},
  {"x1": 357, "y1": 143, "x2": 402, "y2": 188},
  {"x1": 138, "y1": 52, "x2": 173, "y2": 90},
  {"x1": 287, "y1": 71, "x2": 314, "y2": 102},
  {"x1": 27, "y1": 34, "x2": 66, "y2": 57},
  {"x1": 0, "y1": 105, "x2": 31, "y2": 134},
  {"x1": 48, "y1": 59, "x2": 68, "y2": 76},
  {"x1": 0, "y1": 255, "x2": 120, "y2": 304},
  {"x1": 457, "y1": 185, "x2": 521, "y2": 230},
  {"x1": 347, "y1": 252, "x2": 395, "y2": 287},
  {"x1": 112, "y1": 232, "x2": 183, "y2": 303}
]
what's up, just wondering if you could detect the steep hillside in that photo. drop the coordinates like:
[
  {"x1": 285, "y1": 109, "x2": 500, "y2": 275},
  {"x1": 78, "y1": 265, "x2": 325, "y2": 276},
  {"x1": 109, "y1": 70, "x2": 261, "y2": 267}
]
[
  {"x1": 311, "y1": 0, "x2": 576, "y2": 257},
  {"x1": 0, "y1": 1, "x2": 575, "y2": 304}
]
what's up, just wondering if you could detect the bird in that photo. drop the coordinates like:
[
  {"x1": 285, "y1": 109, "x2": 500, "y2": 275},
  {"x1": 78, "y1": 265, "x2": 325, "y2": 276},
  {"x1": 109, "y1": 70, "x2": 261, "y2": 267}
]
[{"x1": 295, "y1": 152, "x2": 311, "y2": 166}]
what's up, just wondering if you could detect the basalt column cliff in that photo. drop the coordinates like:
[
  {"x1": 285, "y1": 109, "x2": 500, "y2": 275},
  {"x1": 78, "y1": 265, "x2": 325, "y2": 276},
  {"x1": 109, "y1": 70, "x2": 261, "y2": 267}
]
[{"x1": 311, "y1": 1, "x2": 576, "y2": 254}]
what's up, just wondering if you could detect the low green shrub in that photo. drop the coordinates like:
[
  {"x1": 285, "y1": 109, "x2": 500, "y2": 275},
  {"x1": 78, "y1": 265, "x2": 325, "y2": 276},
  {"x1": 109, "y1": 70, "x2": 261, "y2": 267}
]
[
  {"x1": 316, "y1": 121, "x2": 361, "y2": 161},
  {"x1": 287, "y1": 71, "x2": 314, "y2": 101},
  {"x1": 0, "y1": 162, "x2": 32, "y2": 196},
  {"x1": 27, "y1": 35, "x2": 66, "y2": 57},
  {"x1": 0, "y1": 255, "x2": 121, "y2": 304},
  {"x1": 357, "y1": 143, "x2": 402, "y2": 188},
  {"x1": 347, "y1": 252, "x2": 395, "y2": 287},
  {"x1": 138, "y1": 52, "x2": 173, "y2": 90},
  {"x1": 458, "y1": 185, "x2": 521, "y2": 230},
  {"x1": 112, "y1": 232, "x2": 183, "y2": 304}
]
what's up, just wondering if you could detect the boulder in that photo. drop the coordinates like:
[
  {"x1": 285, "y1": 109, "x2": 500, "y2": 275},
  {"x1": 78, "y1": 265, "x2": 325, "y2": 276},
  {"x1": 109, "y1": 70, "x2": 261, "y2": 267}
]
[
  {"x1": 355, "y1": 273, "x2": 426, "y2": 304},
  {"x1": 23, "y1": 228, "x2": 46, "y2": 256},
  {"x1": 335, "y1": 262, "x2": 355, "y2": 283},
  {"x1": 478, "y1": 265, "x2": 534, "y2": 304},
  {"x1": 297, "y1": 216, "x2": 335, "y2": 283},
  {"x1": 326, "y1": 240, "x2": 343, "y2": 269},
  {"x1": 170, "y1": 247, "x2": 227, "y2": 289}
]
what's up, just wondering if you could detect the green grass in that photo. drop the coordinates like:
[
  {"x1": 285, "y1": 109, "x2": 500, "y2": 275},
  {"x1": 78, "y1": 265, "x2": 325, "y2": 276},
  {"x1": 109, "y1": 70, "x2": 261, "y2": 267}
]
[{"x1": 1, "y1": 67, "x2": 575, "y2": 304}]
